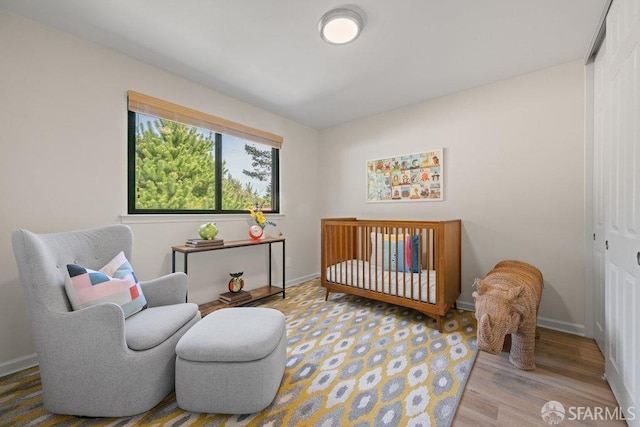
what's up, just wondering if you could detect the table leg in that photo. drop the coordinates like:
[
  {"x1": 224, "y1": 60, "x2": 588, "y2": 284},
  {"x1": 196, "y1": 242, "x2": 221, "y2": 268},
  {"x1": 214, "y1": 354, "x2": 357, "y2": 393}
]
[
  {"x1": 184, "y1": 253, "x2": 188, "y2": 275},
  {"x1": 268, "y1": 243, "x2": 272, "y2": 286}
]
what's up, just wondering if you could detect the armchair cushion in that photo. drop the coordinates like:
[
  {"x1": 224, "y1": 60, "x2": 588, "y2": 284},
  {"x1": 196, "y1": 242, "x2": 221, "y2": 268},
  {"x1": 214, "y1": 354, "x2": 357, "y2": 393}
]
[
  {"x1": 65, "y1": 251, "x2": 147, "y2": 318},
  {"x1": 125, "y1": 303, "x2": 199, "y2": 351}
]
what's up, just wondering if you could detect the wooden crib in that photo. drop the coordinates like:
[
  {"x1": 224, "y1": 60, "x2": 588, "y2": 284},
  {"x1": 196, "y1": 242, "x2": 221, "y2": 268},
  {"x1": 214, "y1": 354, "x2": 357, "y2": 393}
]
[{"x1": 321, "y1": 218, "x2": 461, "y2": 332}]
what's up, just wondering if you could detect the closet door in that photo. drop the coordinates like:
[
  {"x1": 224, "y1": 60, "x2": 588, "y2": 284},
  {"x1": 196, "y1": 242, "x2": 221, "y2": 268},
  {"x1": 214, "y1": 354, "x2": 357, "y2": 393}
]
[
  {"x1": 601, "y1": 0, "x2": 640, "y2": 421},
  {"x1": 593, "y1": 39, "x2": 607, "y2": 354}
]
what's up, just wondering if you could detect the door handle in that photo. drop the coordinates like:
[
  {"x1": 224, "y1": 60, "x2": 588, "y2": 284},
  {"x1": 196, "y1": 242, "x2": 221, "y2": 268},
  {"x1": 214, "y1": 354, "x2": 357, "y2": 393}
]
[
  {"x1": 637, "y1": 252, "x2": 640, "y2": 266},
  {"x1": 605, "y1": 240, "x2": 609, "y2": 250}
]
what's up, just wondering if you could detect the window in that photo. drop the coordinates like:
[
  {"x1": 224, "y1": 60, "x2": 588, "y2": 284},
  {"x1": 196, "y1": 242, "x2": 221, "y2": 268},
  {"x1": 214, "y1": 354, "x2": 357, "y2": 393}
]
[{"x1": 127, "y1": 91, "x2": 281, "y2": 214}]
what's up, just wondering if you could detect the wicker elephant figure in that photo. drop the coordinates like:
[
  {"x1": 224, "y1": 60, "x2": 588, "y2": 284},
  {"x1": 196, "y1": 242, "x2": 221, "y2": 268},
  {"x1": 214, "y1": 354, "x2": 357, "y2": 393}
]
[{"x1": 472, "y1": 260, "x2": 543, "y2": 370}]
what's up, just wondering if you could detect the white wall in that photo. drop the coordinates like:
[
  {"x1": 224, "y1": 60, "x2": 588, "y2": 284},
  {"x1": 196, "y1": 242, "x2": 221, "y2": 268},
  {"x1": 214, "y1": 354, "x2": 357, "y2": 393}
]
[
  {"x1": 318, "y1": 61, "x2": 586, "y2": 333},
  {"x1": 0, "y1": 9, "x2": 588, "y2": 375},
  {"x1": 0, "y1": 10, "x2": 320, "y2": 372}
]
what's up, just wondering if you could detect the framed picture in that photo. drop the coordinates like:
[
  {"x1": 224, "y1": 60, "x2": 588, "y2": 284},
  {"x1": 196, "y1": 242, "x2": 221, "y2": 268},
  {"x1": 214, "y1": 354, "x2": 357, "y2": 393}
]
[{"x1": 366, "y1": 149, "x2": 443, "y2": 202}]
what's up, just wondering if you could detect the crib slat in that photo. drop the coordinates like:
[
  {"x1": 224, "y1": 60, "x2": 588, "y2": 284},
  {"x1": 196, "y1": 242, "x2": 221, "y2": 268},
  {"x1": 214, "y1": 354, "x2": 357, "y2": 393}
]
[
  {"x1": 358, "y1": 225, "x2": 362, "y2": 290},
  {"x1": 392, "y1": 226, "x2": 397, "y2": 297},
  {"x1": 338, "y1": 225, "x2": 343, "y2": 282},
  {"x1": 402, "y1": 227, "x2": 408, "y2": 299},
  {"x1": 409, "y1": 227, "x2": 415, "y2": 301},
  {"x1": 418, "y1": 229, "x2": 423, "y2": 303}
]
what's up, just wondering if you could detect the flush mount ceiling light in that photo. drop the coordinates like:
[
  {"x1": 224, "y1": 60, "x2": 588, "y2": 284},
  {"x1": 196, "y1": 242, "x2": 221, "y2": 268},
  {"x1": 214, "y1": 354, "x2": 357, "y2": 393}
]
[{"x1": 319, "y1": 7, "x2": 364, "y2": 45}]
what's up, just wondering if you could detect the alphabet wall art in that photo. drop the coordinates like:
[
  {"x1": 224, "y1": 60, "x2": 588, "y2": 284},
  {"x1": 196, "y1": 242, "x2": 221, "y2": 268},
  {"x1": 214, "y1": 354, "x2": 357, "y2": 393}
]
[{"x1": 366, "y1": 149, "x2": 443, "y2": 202}]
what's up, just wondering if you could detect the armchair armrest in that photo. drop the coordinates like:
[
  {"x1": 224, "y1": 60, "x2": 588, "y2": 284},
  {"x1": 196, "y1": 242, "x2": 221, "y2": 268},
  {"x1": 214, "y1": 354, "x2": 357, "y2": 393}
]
[
  {"x1": 42, "y1": 303, "x2": 129, "y2": 360},
  {"x1": 140, "y1": 272, "x2": 188, "y2": 307}
]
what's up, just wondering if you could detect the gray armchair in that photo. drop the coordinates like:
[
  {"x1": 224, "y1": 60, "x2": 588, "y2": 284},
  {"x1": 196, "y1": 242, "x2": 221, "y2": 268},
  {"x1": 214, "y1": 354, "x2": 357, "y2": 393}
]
[{"x1": 11, "y1": 224, "x2": 201, "y2": 417}]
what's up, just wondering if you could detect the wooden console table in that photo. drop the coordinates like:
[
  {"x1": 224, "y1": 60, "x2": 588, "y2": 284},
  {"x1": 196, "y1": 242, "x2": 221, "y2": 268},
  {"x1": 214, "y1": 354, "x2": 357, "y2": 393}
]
[{"x1": 171, "y1": 237, "x2": 285, "y2": 315}]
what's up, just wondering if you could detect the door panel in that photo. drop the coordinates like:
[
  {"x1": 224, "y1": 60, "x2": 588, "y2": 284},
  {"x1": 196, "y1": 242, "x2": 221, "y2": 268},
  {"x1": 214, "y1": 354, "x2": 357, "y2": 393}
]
[{"x1": 599, "y1": 0, "x2": 640, "y2": 422}]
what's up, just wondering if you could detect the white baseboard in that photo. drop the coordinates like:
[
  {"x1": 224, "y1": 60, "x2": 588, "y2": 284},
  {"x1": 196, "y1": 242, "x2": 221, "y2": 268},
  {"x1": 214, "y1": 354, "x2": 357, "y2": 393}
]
[
  {"x1": 0, "y1": 353, "x2": 38, "y2": 378},
  {"x1": 455, "y1": 300, "x2": 585, "y2": 336},
  {"x1": 286, "y1": 273, "x2": 320, "y2": 287},
  {"x1": 456, "y1": 301, "x2": 475, "y2": 312},
  {"x1": 536, "y1": 316, "x2": 585, "y2": 336}
]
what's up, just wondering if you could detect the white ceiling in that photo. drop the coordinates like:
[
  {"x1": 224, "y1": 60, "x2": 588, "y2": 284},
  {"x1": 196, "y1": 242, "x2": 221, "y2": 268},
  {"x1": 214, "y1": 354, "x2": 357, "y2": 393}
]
[{"x1": 0, "y1": 0, "x2": 606, "y2": 129}]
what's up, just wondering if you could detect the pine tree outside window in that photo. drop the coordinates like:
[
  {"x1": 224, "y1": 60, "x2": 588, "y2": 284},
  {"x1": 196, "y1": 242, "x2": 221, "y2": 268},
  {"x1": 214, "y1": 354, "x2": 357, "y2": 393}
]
[{"x1": 127, "y1": 91, "x2": 281, "y2": 214}]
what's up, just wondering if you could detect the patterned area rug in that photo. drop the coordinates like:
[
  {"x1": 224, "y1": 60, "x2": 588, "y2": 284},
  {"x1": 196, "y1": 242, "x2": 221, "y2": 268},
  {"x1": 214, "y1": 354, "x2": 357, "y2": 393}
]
[{"x1": 0, "y1": 279, "x2": 477, "y2": 426}]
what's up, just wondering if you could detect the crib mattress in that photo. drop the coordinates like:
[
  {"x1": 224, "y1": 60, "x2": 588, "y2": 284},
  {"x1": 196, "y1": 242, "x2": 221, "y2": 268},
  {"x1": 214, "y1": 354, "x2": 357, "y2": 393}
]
[{"x1": 325, "y1": 260, "x2": 437, "y2": 304}]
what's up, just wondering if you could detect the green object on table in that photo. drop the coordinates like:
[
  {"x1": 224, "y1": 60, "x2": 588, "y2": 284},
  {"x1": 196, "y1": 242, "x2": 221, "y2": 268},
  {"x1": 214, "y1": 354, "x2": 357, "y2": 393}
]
[{"x1": 198, "y1": 222, "x2": 219, "y2": 240}]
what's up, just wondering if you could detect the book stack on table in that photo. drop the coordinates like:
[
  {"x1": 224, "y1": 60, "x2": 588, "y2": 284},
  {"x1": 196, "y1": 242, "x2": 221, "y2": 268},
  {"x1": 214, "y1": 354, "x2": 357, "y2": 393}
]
[
  {"x1": 218, "y1": 290, "x2": 251, "y2": 305},
  {"x1": 185, "y1": 238, "x2": 224, "y2": 248}
]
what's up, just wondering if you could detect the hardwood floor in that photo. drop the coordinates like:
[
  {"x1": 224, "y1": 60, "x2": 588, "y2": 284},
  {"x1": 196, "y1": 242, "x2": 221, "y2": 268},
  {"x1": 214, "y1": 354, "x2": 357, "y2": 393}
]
[{"x1": 454, "y1": 328, "x2": 626, "y2": 426}]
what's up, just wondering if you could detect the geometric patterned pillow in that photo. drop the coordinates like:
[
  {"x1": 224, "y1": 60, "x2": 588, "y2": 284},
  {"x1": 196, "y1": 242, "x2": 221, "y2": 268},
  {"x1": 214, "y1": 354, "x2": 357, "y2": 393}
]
[{"x1": 65, "y1": 251, "x2": 147, "y2": 318}]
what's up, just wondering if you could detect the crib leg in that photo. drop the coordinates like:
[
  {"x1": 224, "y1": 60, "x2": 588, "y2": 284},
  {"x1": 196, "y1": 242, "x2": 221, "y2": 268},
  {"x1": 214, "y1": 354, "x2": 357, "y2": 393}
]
[
  {"x1": 325, "y1": 289, "x2": 330, "y2": 301},
  {"x1": 436, "y1": 316, "x2": 443, "y2": 333}
]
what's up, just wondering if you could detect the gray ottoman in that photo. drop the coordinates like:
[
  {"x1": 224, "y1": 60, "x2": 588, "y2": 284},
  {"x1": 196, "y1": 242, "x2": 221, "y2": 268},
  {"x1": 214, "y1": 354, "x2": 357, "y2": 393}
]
[{"x1": 175, "y1": 307, "x2": 286, "y2": 414}]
